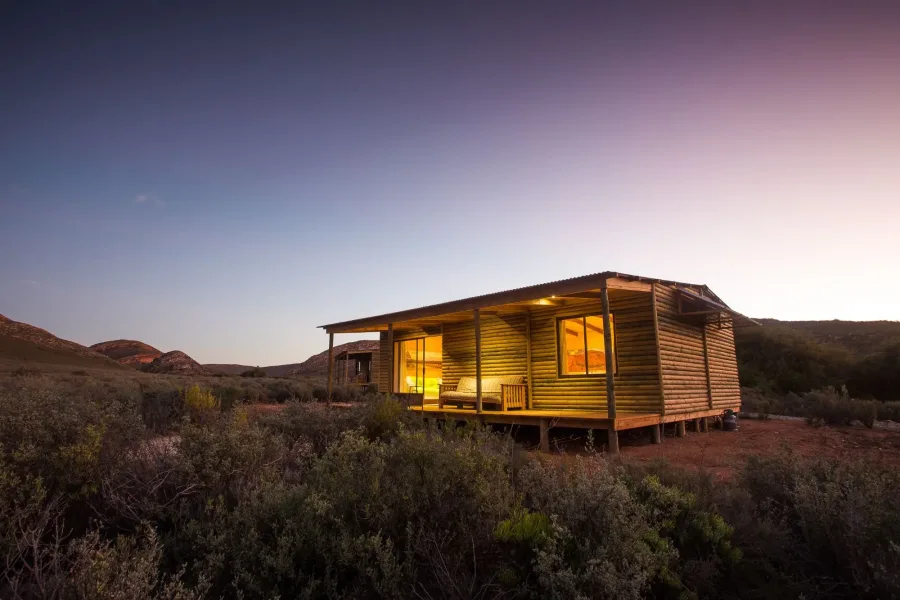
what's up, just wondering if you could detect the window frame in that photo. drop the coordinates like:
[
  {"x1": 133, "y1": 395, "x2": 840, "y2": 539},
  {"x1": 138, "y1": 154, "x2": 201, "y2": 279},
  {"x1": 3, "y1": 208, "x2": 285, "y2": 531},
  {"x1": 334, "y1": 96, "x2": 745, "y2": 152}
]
[{"x1": 555, "y1": 313, "x2": 618, "y2": 378}]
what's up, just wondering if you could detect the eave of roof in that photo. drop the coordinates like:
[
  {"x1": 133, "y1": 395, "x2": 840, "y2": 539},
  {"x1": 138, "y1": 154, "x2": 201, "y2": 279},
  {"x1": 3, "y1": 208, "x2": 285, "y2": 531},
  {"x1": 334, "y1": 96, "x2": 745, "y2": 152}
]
[{"x1": 320, "y1": 271, "x2": 736, "y2": 334}]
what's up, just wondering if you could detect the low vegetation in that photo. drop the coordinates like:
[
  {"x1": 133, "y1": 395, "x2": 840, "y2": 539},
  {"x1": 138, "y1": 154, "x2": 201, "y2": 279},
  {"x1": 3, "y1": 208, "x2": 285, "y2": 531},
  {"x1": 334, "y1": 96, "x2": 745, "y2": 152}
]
[
  {"x1": 1, "y1": 375, "x2": 898, "y2": 599},
  {"x1": 742, "y1": 386, "x2": 900, "y2": 426},
  {"x1": 736, "y1": 324, "x2": 900, "y2": 401}
]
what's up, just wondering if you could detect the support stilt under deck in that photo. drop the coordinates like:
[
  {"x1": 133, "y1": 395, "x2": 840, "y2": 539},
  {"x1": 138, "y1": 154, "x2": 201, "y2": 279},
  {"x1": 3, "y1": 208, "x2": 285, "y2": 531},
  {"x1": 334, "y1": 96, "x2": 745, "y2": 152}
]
[
  {"x1": 539, "y1": 418, "x2": 549, "y2": 453},
  {"x1": 409, "y1": 406, "x2": 734, "y2": 453},
  {"x1": 607, "y1": 426, "x2": 619, "y2": 455}
]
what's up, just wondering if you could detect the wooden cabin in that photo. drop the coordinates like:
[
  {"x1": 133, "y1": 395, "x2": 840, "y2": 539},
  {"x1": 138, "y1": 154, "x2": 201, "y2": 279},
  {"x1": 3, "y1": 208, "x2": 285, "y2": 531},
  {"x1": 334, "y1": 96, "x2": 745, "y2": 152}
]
[
  {"x1": 332, "y1": 343, "x2": 380, "y2": 388},
  {"x1": 321, "y1": 271, "x2": 756, "y2": 452}
]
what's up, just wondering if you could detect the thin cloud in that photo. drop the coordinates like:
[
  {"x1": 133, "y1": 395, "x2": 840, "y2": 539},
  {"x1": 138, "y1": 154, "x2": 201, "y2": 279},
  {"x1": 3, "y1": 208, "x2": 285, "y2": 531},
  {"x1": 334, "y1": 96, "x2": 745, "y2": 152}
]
[{"x1": 133, "y1": 193, "x2": 165, "y2": 207}]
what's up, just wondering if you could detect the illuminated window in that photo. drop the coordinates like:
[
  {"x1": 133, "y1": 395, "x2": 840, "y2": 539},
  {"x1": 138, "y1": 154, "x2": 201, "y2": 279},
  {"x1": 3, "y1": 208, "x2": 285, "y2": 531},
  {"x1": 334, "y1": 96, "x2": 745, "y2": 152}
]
[
  {"x1": 393, "y1": 336, "x2": 443, "y2": 400},
  {"x1": 557, "y1": 314, "x2": 615, "y2": 376}
]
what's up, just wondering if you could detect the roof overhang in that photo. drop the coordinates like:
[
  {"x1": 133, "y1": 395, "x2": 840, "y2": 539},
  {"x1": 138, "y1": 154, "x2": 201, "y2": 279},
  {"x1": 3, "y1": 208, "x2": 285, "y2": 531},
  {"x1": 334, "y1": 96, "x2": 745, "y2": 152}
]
[
  {"x1": 320, "y1": 271, "x2": 745, "y2": 334},
  {"x1": 675, "y1": 287, "x2": 759, "y2": 327}
]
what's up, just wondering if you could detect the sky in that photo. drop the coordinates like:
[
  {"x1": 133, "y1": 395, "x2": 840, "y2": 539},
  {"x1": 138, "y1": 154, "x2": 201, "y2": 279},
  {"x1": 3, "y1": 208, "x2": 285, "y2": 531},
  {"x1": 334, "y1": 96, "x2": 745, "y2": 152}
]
[{"x1": 1, "y1": 1, "x2": 899, "y2": 365}]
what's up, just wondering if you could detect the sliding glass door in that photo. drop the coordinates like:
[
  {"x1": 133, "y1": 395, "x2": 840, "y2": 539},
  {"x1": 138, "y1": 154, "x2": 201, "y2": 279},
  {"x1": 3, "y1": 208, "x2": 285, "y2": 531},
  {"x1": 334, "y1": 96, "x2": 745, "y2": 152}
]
[{"x1": 393, "y1": 336, "x2": 442, "y2": 400}]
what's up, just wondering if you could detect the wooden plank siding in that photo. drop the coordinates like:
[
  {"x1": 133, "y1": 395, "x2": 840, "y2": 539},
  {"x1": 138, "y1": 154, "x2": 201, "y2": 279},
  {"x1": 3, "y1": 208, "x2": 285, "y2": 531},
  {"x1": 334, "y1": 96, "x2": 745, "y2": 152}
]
[
  {"x1": 442, "y1": 314, "x2": 528, "y2": 387},
  {"x1": 654, "y1": 283, "x2": 741, "y2": 414},
  {"x1": 705, "y1": 324, "x2": 741, "y2": 409},
  {"x1": 528, "y1": 290, "x2": 659, "y2": 412}
]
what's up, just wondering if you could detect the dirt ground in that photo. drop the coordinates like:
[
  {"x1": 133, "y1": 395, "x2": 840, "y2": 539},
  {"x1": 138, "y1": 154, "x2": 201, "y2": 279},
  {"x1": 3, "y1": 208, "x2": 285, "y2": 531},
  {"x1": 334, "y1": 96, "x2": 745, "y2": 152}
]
[{"x1": 615, "y1": 418, "x2": 900, "y2": 478}]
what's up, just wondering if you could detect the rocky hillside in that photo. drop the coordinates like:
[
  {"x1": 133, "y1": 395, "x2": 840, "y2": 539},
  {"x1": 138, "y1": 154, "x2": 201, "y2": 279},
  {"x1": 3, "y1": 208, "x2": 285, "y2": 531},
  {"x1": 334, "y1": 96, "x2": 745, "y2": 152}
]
[
  {"x1": 0, "y1": 314, "x2": 110, "y2": 360},
  {"x1": 91, "y1": 339, "x2": 162, "y2": 367},
  {"x1": 289, "y1": 340, "x2": 380, "y2": 376},
  {"x1": 143, "y1": 351, "x2": 209, "y2": 375}
]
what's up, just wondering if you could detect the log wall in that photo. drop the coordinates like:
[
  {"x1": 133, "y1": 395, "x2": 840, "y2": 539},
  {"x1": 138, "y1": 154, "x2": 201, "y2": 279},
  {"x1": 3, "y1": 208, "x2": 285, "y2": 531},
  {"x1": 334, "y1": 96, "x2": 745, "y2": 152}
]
[
  {"x1": 442, "y1": 314, "x2": 528, "y2": 387},
  {"x1": 528, "y1": 291, "x2": 659, "y2": 412},
  {"x1": 654, "y1": 283, "x2": 741, "y2": 414},
  {"x1": 705, "y1": 324, "x2": 741, "y2": 409}
]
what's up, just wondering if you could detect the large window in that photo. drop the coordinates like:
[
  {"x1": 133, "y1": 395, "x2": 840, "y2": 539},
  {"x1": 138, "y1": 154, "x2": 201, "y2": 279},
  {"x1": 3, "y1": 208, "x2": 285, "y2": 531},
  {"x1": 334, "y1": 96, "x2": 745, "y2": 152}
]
[
  {"x1": 393, "y1": 336, "x2": 442, "y2": 400},
  {"x1": 557, "y1": 314, "x2": 615, "y2": 376}
]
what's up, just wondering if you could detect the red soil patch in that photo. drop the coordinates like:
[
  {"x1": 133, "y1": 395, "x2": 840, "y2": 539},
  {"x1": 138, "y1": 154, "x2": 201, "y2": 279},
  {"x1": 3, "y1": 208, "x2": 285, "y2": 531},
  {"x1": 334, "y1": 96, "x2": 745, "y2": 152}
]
[{"x1": 619, "y1": 419, "x2": 900, "y2": 478}]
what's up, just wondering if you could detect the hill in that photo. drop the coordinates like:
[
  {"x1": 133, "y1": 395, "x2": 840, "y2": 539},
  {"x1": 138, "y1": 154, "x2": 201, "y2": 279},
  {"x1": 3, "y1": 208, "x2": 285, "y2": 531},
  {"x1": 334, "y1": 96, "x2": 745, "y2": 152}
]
[
  {"x1": 755, "y1": 319, "x2": 900, "y2": 357},
  {"x1": 289, "y1": 340, "x2": 380, "y2": 376},
  {"x1": 91, "y1": 339, "x2": 162, "y2": 367},
  {"x1": 0, "y1": 314, "x2": 123, "y2": 370},
  {"x1": 735, "y1": 318, "x2": 900, "y2": 400},
  {"x1": 143, "y1": 351, "x2": 209, "y2": 375},
  {"x1": 204, "y1": 363, "x2": 305, "y2": 377}
]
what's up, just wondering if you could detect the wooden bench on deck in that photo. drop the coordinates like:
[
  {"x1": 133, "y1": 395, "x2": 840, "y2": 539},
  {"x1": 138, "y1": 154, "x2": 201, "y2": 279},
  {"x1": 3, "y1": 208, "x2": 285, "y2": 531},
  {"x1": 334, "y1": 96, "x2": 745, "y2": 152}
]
[{"x1": 438, "y1": 375, "x2": 527, "y2": 411}]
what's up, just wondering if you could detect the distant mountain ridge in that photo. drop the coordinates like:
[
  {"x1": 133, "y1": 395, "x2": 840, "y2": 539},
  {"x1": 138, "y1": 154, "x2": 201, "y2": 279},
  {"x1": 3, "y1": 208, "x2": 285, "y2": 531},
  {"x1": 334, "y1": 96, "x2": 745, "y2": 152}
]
[
  {"x1": 144, "y1": 351, "x2": 209, "y2": 375},
  {"x1": 91, "y1": 339, "x2": 162, "y2": 367},
  {"x1": 1, "y1": 314, "x2": 112, "y2": 361}
]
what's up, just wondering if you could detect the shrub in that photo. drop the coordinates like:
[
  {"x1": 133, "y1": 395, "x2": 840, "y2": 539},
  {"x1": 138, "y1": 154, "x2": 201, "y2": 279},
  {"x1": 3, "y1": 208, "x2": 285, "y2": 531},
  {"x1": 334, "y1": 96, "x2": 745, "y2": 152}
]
[
  {"x1": 140, "y1": 388, "x2": 184, "y2": 433},
  {"x1": 176, "y1": 410, "x2": 283, "y2": 504},
  {"x1": 517, "y1": 457, "x2": 673, "y2": 600},
  {"x1": 11, "y1": 366, "x2": 41, "y2": 377},
  {"x1": 258, "y1": 401, "x2": 365, "y2": 456},
  {"x1": 802, "y1": 386, "x2": 878, "y2": 428},
  {"x1": 741, "y1": 449, "x2": 900, "y2": 599},
  {"x1": 181, "y1": 427, "x2": 518, "y2": 598},
  {"x1": 240, "y1": 367, "x2": 267, "y2": 378},
  {"x1": 0, "y1": 381, "x2": 145, "y2": 497},
  {"x1": 212, "y1": 385, "x2": 243, "y2": 412},
  {"x1": 69, "y1": 527, "x2": 206, "y2": 600},
  {"x1": 182, "y1": 385, "x2": 218, "y2": 423}
]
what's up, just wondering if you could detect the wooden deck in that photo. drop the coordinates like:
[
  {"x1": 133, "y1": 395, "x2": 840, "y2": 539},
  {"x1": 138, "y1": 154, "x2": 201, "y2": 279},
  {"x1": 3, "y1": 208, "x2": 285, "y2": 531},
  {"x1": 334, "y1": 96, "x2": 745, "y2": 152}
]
[{"x1": 409, "y1": 405, "x2": 735, "y2": 431}]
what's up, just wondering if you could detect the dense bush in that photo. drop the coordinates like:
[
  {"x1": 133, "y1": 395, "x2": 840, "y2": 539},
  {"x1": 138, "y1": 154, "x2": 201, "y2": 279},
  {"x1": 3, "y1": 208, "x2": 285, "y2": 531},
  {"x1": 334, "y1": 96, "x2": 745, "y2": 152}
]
[
  {"x1": 735, "y1": 327, "x2": 853, "y2": 394},
  {"x1": 849, "y1": 341, "x2": 900, "y2": 401},
  {"x1": 741, "y1": 449, "x2": 900, "y2": 599},
  {"x1": 1, "y1": 374, "x2": 899, "y2": 599},
  {"x1": 736, "y1": 325, "x2": 900, "y2": 401},
  {"x1": 239, "y1": 367, "x2": 267, "y2": 378},
  {"x1": 742, "y1": 386, "x2": 900, "y2": 425}
]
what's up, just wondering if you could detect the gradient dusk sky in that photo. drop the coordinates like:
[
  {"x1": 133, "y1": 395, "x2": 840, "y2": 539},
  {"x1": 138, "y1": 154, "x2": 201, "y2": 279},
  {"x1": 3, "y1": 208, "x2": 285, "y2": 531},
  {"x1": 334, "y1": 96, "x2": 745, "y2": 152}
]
[{"x1": 2, "y1": 1, "x2": 899, "y2": 365}]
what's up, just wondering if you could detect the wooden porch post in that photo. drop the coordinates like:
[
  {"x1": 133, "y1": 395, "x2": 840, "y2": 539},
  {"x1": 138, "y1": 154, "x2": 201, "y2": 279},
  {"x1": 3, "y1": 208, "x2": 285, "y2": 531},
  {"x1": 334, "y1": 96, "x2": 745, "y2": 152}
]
[
  {"x1": 702, "y1": 325, "x2": 714, "y2": 409},
  {"x1": 600, "y1": 280, "x2": 616, "y2": 420},
  {"x1": 525, "y1": 312, "x2": 533, "y2": 409},
  {"x1": 326, "y1": 332, "x2": 334, "y2": 404},
  {"x1": 474, "y1": 308, "x2": 482, "y2": 414},
  {"x1": 386, "y1": 324, "x2": 394, "y2": 395}
]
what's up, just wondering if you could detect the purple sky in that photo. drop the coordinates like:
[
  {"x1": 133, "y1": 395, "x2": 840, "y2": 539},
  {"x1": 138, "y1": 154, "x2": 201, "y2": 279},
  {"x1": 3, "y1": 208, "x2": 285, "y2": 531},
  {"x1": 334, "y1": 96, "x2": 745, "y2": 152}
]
[{"x1": 2, "y1": 1, "x2": 899, "y2": 365}]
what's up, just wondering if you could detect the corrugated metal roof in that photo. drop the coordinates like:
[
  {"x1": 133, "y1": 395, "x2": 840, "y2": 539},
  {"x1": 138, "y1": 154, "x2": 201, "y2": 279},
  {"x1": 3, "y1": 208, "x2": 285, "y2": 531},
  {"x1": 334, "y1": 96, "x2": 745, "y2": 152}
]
[{"x1": 320, "y1": 270, "x2": 738, "y2": 333}]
